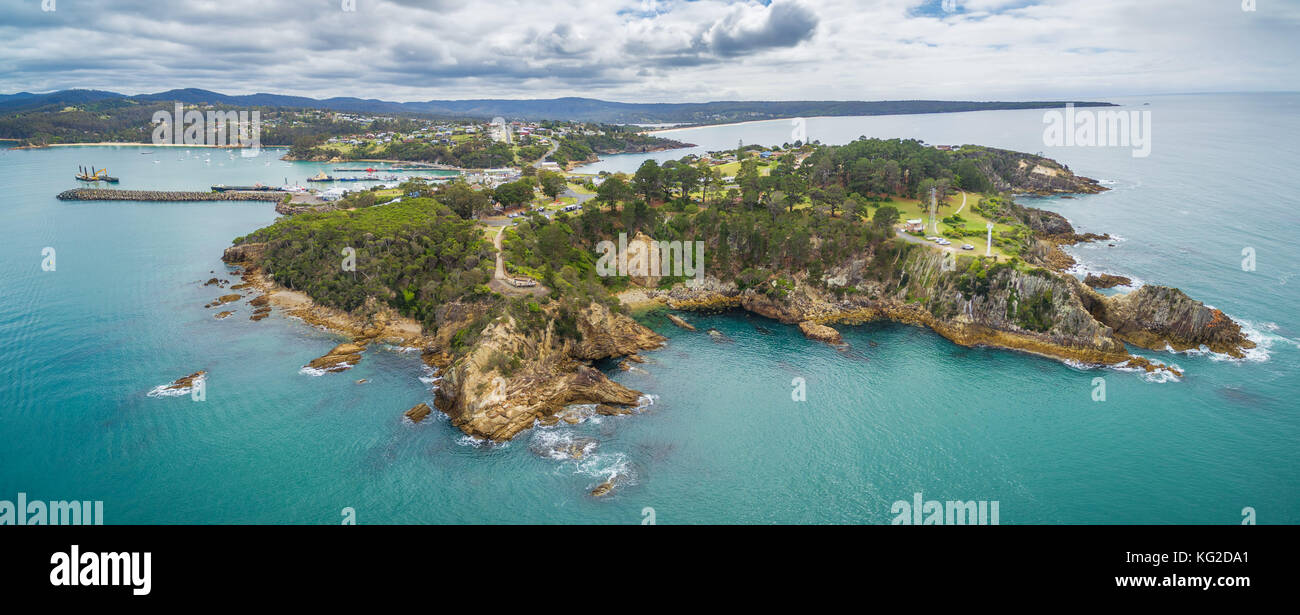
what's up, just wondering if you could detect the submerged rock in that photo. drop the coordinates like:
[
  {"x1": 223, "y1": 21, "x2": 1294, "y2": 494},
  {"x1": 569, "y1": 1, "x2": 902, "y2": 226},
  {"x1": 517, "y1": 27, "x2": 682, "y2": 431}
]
[
  {"x1": 596, "y1": 404, "x2": 634, "y2": 416},
  {"x1": 214, "y1": 311, "x2": 234, "y2": 320},
  {"x1": 666, "y1": 313, "x2": 696, "y2": 331},
  {"x1": 207, "y1": 294, "x2": 241, "y2": 308},
  {"x1": 590, "y1": 480, "x2": 616, "y2": 498}
]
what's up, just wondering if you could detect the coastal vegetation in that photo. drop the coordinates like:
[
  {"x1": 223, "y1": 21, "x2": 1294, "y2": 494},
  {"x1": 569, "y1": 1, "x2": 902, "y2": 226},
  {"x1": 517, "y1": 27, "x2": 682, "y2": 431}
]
[
  {"x1": 232, "y1": 198, "x2": 495, "y2": 330},
  {"x1": 224, "y1": 136, "x2": 1252, "y2": 444}
]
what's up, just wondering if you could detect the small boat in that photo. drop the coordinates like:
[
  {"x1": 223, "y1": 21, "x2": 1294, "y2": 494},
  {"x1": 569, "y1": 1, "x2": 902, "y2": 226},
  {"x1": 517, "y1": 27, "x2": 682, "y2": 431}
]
[
  {"x1": 75, "y1": 165, "x2": 119, "y2": 183},
  {"x1": 306, "y1": 171, "x2": 335, "y2": 182}
]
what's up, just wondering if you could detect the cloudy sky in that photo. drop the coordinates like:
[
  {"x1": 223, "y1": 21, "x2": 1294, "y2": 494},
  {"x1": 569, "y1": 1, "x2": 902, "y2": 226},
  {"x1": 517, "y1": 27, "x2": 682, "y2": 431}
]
[{"x1": 1, "y1": 0, "x2": 1296, "y2": 102}]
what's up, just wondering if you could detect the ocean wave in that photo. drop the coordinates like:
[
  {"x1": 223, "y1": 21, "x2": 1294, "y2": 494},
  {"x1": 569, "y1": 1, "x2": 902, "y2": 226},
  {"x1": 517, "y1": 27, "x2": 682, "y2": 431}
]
[
  {"x1": 1064, "y1": 260, "x2": 1143, "y2": 290},
  {"x1": 1062, "y1": 359, "x2": 1103, "y2": 371},
  {"x1": 577, "y1": 452, "x2": 637, "y2": 489},
  {"x1": 1140, "y1": 366, "x2": 1182, "y2": 383},
  {"x1": 528, "y1": 430, "x2": 599, "y2": 461},
  {"x1": 418, "y1": 365, "x2": 441, "y2": 388},
  {"x1": 298, "y1": 365, "x2": 341, "y2": 377},
  {"x1": 1217, "y1": 319, "x2": 1299, "y2": 364},
  {"x1": 146, "y1": 376, "x2": 205, "y2": 398},
  {"x1": 456, "y1": 434, "x2": 509, "y2": 449}
]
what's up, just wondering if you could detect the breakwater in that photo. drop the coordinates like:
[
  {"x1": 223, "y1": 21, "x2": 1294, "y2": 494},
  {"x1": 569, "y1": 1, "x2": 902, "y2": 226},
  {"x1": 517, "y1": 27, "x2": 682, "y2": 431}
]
[{"x1": 57, "y1": 188, "x2": 284, "y2": 202}]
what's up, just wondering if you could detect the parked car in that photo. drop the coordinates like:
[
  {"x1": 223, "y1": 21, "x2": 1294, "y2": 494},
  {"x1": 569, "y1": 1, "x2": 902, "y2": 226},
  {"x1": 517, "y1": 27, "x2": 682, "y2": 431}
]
[{"x1": 962, "y1": 244, "x2": 975, "y2": 250}]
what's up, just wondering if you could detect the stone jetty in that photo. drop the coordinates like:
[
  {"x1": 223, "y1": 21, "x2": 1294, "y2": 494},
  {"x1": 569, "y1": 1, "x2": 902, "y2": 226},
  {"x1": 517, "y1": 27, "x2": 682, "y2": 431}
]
[{"x1": 57, "y1": 188, "x2": 283, "y2": 202}]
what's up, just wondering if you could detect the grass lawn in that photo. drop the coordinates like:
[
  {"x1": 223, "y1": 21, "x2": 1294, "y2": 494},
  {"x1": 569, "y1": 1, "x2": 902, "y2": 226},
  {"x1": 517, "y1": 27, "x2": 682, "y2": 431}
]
[
  {"x1": 565, "y1": 181, "x2": 596, "y2": 195},
  {"x1": 882, "y1": 192, "x2": 1017, "y2": 258},
  {"x1": 708, "y1": 160, "x2": 774, "y2": 178}
]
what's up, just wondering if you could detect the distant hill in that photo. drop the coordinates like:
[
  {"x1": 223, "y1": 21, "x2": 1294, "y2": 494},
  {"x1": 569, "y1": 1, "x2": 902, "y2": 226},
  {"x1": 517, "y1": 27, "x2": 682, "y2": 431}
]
[
  {"x1": 0, "y1": 89, "x2": 124, "y2": 111},
  {"x1": 0, "y1": 88, "x2": 1115, "y2": 124}
]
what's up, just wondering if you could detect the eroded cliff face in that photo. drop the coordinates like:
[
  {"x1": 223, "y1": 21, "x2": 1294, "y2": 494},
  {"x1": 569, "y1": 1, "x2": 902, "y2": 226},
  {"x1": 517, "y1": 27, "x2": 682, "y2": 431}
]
[
  {"x1": 960, "y1": 148, "x2": 1108, "y2": 195},
  {"x1": 1085, "y1": 285, "x2": 1255, "y2": 358},
  {"x1": 635, "y1": 241, "x2": 1252, "y2": 371},
  {"x1": 434, "y1": 302, "x2": 664, "y2": 442}
]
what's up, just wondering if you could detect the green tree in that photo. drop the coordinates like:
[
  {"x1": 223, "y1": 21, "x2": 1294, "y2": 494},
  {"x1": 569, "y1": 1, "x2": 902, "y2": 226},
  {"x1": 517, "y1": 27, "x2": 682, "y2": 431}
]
[
  {"x1": 493, "y1": 179, "x2": 535, "y2": 208},
  {"x1": 538, "y1": 170, "x2": 567, "y2": 201},
  {"x1": 633, "y1": 160, "x2": 665, "y2": 202},
  {"x1": 872, "y1": 205, "x2": 901, "y2": 232},
  {"x1": 438, "y1": 182, "x2": 491, "y2": 219}
]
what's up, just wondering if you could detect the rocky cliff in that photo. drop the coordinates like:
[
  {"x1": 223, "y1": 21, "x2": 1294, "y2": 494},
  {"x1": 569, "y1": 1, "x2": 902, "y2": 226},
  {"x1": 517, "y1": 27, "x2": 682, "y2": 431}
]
[
  {"x1": 433, "y1": 303, "x2": 664, "y2": 441},
  {"x1": 955, "y1": 146, "x2": 1108, "y2": 195},
  {"x1": 629, "y1": 240, "x2": 1252, "y2": 373}
]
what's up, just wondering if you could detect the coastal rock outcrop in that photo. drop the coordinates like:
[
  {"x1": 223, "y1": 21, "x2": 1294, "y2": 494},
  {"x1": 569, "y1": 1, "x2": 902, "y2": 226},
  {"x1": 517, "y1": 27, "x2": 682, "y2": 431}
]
[
  {"x1": 434, "y1": 302, "x2": 660, "y2": 442},
  {"x1": 798, "y1": 321, "x2": 844, "y2": 345},
  {"x1": 1083, "y1": 273, "x2": 1133, "y2": 289},
  {"x1": 404, "y1": 403, "x2": 432, "y2": 423},
  {"x1": 572, "y1": 303, "x2": 665, "y2": 360},
  {"x1": 221, "y1": 243, "x2": 267, "y2": 264},
  {"x1": 163, "y1": 371, "x2": 206, "y2": 392},
  {"x1": 305, "y1": 342, "x2": 366, "y2": 373},
  {"x1": 649, "y1": 239, "x2": 1246, "y2": 375},
  {"x1": 1089, "y1": 285, "x2": 1255, "y2": 358},
  {"x1": 206, "y1": 294, "x2": 242, "y2": 308}
]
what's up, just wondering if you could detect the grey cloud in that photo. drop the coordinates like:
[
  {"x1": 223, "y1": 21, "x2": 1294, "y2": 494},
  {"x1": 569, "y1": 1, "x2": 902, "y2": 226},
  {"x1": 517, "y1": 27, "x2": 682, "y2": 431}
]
[{"x1": 697, "y1": 0, "x2": 819, "y2": 57}]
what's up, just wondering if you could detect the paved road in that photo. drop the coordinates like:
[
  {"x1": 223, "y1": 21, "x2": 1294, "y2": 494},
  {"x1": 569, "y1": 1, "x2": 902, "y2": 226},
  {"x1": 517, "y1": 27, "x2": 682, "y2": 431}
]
[
  {"x1": 561, "y1": 186, "x2": 596, "y2": 205},
  {"x1": 895, "y1": 229, "x2": 967, "y2": 255},
  {"x1": 528, "y1": 137, "x2": 559, "y2": 167}
]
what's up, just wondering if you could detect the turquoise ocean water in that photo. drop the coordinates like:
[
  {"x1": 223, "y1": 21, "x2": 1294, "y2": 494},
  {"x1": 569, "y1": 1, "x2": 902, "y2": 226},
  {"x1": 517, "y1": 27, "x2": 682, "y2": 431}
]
[{"x1": 1, "y1": 94, "x2": 1296, "y2": 523}]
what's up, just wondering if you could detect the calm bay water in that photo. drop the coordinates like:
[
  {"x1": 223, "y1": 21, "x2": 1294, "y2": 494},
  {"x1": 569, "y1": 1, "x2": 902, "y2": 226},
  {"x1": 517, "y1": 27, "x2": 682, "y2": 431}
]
[{"x1": 2, "y1": 94, "x2": 1297, "y2": 524}]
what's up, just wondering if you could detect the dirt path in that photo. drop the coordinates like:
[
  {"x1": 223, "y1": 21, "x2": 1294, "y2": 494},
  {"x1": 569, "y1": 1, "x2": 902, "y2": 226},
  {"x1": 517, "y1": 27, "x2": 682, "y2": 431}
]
[{"x1": 489, "y1": 225, "x2": 549, "y2": 297}]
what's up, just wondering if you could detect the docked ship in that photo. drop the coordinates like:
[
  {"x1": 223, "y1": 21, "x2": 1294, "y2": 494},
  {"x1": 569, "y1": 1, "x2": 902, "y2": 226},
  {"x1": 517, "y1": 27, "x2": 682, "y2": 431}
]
[{"x1": 75, "y1": 166, "x2": 119, "y2": 183}]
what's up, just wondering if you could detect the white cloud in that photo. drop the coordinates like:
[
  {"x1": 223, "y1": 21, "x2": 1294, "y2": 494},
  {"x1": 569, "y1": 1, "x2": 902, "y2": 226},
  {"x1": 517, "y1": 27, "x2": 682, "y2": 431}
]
[{"x1": 0, "y1": 0, "x2": 1295, "y2": 101}]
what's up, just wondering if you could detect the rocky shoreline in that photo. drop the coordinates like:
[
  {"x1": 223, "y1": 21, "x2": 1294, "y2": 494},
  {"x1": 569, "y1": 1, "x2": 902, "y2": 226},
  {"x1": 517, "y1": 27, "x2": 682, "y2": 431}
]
[
  {"x1": 616, "y1": 257, "x2": 1254, "y2": 378},
  {"x1": 220, "y1": 243, "x2": 663, "y2": 443}
]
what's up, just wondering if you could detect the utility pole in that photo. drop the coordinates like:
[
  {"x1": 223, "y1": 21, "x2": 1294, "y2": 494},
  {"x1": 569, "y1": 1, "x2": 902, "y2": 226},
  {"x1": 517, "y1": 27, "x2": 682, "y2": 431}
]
[{"x1": 986, "y1": 222, "x2": 994, "y2": 257}]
